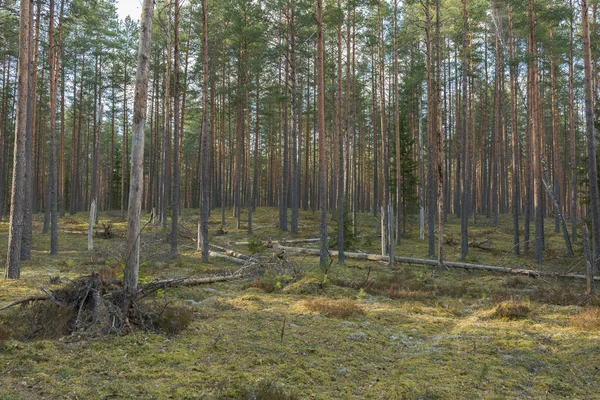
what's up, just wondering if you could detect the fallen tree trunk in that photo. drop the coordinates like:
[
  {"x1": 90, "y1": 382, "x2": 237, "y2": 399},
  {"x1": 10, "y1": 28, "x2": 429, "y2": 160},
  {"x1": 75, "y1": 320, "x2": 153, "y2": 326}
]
[
  {"x1": 209, "y1": 244, "x2": 250, "y2": 260},
  {"x1": 233, "y1": 238, "x2": 324, "y2": 246},
  {"x1": 273, "y1": 244, "x2": 600, "y2": 281},
  {"x1": 209, "y1": 251, "x2": 247, "y2": 265}
]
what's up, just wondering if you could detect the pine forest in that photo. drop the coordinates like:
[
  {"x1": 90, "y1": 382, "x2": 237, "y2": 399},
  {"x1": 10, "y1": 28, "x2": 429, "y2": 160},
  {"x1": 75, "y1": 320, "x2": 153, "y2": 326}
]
[{"x1": 2, "y1": 0, "x2": 600, "y2": 398}]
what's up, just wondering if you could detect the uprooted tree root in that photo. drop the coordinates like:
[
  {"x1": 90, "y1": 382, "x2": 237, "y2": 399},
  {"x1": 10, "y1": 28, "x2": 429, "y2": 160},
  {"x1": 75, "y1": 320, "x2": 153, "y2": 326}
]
[{"x1": 0, "y1": 268, "x2": 245, "y2": 340}]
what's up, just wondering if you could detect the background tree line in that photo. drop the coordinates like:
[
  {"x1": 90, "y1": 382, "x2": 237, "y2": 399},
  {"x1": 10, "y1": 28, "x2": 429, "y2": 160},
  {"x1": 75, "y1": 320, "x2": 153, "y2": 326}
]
[{"x1": 2, "y1": 0, "x2": 600, "y2": 288}]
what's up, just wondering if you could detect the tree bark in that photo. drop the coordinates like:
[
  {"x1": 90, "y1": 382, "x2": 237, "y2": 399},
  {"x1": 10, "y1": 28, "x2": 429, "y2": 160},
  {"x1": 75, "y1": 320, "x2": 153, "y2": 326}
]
[
  {"x1": 171, "y1": 0, "x2": 181, "y2": 256},
  {"x1": 48, "y1": 0, "x2": 58, "y2": 255},
  {"x1": 508, "y1": 5, "x2": 519, "y2": 255},
  {"x1": 460, "y1": 0, "x2": 469, "y2": 261},
  {"x1": 5, "y1": 0, "x2": 32, "y2": 279},
  {"x1": 317, "y1": 0, "x2": 328, "y2": 270},
  {"x1": 582, "y1": 0, "x2": 600, "y2": 271},
  {"x1": 198, "y1": 0, "x2": 210, "y2": 261},
  {"x1": 124, "y1": 0, "x2": 154, "y2": 293}
]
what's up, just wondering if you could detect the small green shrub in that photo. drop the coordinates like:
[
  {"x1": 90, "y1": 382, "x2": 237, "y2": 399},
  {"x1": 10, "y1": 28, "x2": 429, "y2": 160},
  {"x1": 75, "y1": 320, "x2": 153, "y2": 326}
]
[
  {"x1": 247, "y1": 238, "x2": 265, "y2": 254},
  {"x1": 329, "y1": 201, "x2": 355, "y2": 250},
  {"x1": 153, "y1": 306, "x2": 194, "y2": 335},
  {"x1": 248, "y1": 270, "x2": 294, "y2": 293}
]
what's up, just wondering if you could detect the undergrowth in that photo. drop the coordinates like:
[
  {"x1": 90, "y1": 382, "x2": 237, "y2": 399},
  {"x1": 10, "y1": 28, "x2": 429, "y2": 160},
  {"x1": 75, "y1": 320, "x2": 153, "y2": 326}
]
[{"x1": 302, "y1": 297, "x2": 364, "y2": 318}]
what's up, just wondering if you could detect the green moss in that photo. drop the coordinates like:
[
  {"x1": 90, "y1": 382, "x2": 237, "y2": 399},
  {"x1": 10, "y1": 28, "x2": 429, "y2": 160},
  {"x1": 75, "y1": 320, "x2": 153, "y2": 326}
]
[{"x1": 0, "y1": 211, "x2": 599, "y2": 398}]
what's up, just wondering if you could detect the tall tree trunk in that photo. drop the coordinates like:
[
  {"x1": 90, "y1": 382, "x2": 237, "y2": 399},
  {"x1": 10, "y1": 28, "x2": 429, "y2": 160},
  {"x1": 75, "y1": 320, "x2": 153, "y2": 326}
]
[
  {"x1": 394, "y1": 0, "x2": 401, "y2": 246},
  {"x1": 291, "y1": 0, "x2": 300, "y2": 235},
  {"x1": 569, "y1": 0, "x2": 577, "y2": 243},
  {"x1": 425, "y1": 0, "x2": 435, "y2": 257},
  {"x1": 121, "y1": 56, "x2": 129, "y2": 219},
  {"x1": 337, "y1": 0, "x2": 345, "y2": 264},
  {"x1": 508, "y1": 5, "x2": 520, "y2": 255},
  {"x1": 279, "y1": 28, "x2": 288, "y2": 232},
  {"x1": 198, "y1": 0, "x2": 210, "y2": 261},
  {"x1": 317, "y1": 0, "x2": 328, "y2": 271},
  {"x1": 88, "y1": 52, "x2": 102, "y2": 251},
  {"x1": 582, "y1": 0, "x2": 600, "y2": 271},
  {"x1": 460, "y1": 0, "x2": 469, "y2": 261},
  {"x1": 378, "y1": 0, "x2": 392, "y2": 267},
  {"x1": 435, "y1": 0, "x2": 444, "y2": 270},
  {"x1": 171, "y1": 0, "x2": 181, "y2": 256},
  {"x1": 21, "y1": 0, "x2": 39, "y2": 261},
  {"x1": 48, "y1": 0, "x2": 58, "y2": 255},
  {"x1": 529, "y1": 0, "x2": 543, "y2": 264},
  {"x1": 58, "y1": 0, "x2": 65, "y2": 217},
  {"x1": 124, "y1": 0, "x2": 154, "y2": 293},
  {"x1": 5, "y1": 0, "x2": 31, "y2": 279}
]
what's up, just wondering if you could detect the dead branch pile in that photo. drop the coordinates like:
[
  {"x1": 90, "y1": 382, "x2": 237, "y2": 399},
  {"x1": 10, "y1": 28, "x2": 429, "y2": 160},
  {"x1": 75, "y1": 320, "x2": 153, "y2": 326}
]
[{"x1": 0, "y1": 268, "x2": 246, "y2": 339}]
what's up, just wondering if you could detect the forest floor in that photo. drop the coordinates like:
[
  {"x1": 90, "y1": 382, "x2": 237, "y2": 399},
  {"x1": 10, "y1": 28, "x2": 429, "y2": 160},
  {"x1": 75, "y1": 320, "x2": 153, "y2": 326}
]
[{"x1": 0, "y1": 208, "x2": 599, "y2": 399}]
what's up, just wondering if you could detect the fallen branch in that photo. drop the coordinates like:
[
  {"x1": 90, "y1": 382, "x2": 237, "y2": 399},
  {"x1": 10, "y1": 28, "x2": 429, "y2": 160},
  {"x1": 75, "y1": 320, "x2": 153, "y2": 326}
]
[
  {"x1": 0, "y1": 295, "x2": 51, "y2": 311},
  {"x1": 273, "y1": 244, "x2": 600, "y2": 282},
  {"x1": 469, "y1": 238, "x2": 492, "y2": 250}
]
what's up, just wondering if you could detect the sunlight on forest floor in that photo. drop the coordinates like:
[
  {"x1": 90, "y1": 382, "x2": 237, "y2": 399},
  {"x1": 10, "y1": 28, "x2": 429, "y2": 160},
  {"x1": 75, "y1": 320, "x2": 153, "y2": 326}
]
[{"x1": 0, "y1": 208, "x2": 599, "y2": 399}]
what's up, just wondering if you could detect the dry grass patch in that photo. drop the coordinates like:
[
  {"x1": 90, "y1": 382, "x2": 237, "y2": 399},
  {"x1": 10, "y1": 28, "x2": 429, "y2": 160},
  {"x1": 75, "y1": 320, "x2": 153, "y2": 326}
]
[
  {"x1": 491, "y1": 300, "x2": 531, "y2": 320},
  {"x1": 301, "y1": 297, "x2": 364, "y2": 318},
  {"x1": 571, "y1": 307, "x2": 600, "y2": 331}
]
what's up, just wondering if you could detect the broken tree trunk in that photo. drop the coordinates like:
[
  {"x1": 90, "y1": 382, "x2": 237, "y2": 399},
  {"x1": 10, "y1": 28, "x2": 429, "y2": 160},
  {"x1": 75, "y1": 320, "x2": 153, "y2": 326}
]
[
  {"x1": 273, "y1": 244, "x2": 599, "y2": 282},
  {"x1": 208, "y1": 251, "x2": 247, "y2": 265},
  {"x1": 208, "y1": 244, "x2": 250, "y2": 260}
]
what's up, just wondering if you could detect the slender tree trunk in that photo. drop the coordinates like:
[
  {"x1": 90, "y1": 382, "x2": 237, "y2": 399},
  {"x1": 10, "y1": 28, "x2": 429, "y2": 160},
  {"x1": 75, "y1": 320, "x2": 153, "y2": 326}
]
[
  {"x1": 529, "y1": 0, "x2": 543, "y2": 264},
  {"x1": 21, "y1": 0, "x2": 39, "y2": 261},
  {"x1": 48, "y1": 0, "x2": 58, "y2": 255},
  {"x1": 198, "y1": 0, "x2": 210, "y2": 261},
  {"x1": 171, "y1": 0, "x2": 181, "y2": 256},
  {"x1": 509, "y1": 6, "x2": 520, "y2": 255},
  {"x1": 291, "y1": 0, "x2": 300, "y2": 235},
  {"x1": 317, "y1": 0, "x2": 328, "y2": 271},
  {"x1": 88, "y1": 51, "x2": 102, "y2": 251},
  {"x1": 5, "y1": 0, "x2": 31, "y2": 279},
  {"x1": 435, "y1": 0, "x2": 444, "y2": 270},
  {"x1": 582, "y1": 0, "x2": 600, "y2": 271},
  {"x1": 58, "y1": 0, "x2": 65, "y2": 217},
  {"x1": 337, "y1": 0, "x2": 345, "y2": 264},
  {"x1": 460, "y1": 0, "x2": 469, "y2": 261},
  {"x1": 124, "y1": 0, "x2": 154, "y2": 293},
  {"x1": 425, "y1": 0, "x2": 435, "y2": 257},
  {"x1": 394, "y1": 0, "x2": 401, "y2": 246},
  {"x1": 0, "y1": 51, "x2": 8, "y2": 221},
  {"x1": 378, "y1": 0, "x2": 392, "y2": 267},
  {"x1": 121, "y1": 57, "x2": 129, "y2": 219},
  {"x1": 569, "y1": 0, "x2": 577, "y2": 243}
]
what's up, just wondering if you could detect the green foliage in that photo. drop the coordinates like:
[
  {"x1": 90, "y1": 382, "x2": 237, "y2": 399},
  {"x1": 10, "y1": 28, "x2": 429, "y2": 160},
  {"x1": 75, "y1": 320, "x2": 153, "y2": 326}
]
[
  {"x1": 247, "y1": 238, "x2": 265, "y2": 254},
  {"x1": 152, "y1": 306, "x2": 194, "y2": 336},
  {"x1": 248, "y1": 270, "x2": 294, "y2": 293}
]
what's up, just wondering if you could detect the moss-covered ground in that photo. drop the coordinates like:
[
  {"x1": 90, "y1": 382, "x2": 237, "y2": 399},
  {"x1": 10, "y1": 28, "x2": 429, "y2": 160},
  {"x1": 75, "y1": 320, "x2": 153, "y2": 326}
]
[{"x1": 1, "y1": 208, "x2": 599, "y2": 399}]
